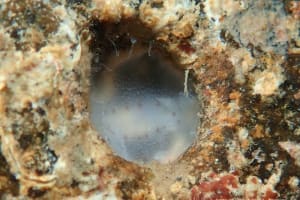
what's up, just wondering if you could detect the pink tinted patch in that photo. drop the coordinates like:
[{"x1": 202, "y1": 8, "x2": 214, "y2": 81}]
[
  {"x1": 263, "y1": 189, "x2": 278, "y2": 200},
  {"x1": 191, "y1": 174, "x2": 238, "y2": 200},
  {"x1": 178, "y1": 41, "x2": 196, "y2": 54}
]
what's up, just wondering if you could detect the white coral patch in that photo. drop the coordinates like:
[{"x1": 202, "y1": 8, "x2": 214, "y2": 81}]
[
  {"x1": 139, "y1": 0, "x2": 198, "y2": 32},
  {"x1": 229, "y1": 48, "x2": 256, "y2": 84},
  {"x1": 204, "y1": 0, "x2": 245, "y2": 25},
  {"x1": 253, "y1": 70, "x2": 284, "y2": 96},
  {"x1": 92, "y1": 0, "x2": 122, "y2": 20}
]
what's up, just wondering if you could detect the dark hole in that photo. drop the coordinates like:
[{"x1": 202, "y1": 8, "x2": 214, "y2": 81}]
[{"x1": 89, "y1": 18, "x2": 199, "y2": 164}]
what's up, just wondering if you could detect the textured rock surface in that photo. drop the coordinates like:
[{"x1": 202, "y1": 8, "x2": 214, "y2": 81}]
[{"x1": 0, "y1": 0, "x2": 299, "y2": 199}]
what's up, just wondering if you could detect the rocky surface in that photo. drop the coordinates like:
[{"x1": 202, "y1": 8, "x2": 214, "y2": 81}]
[{"x1": 0, "y1": 0, "x2": 299, "y2": 199}]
